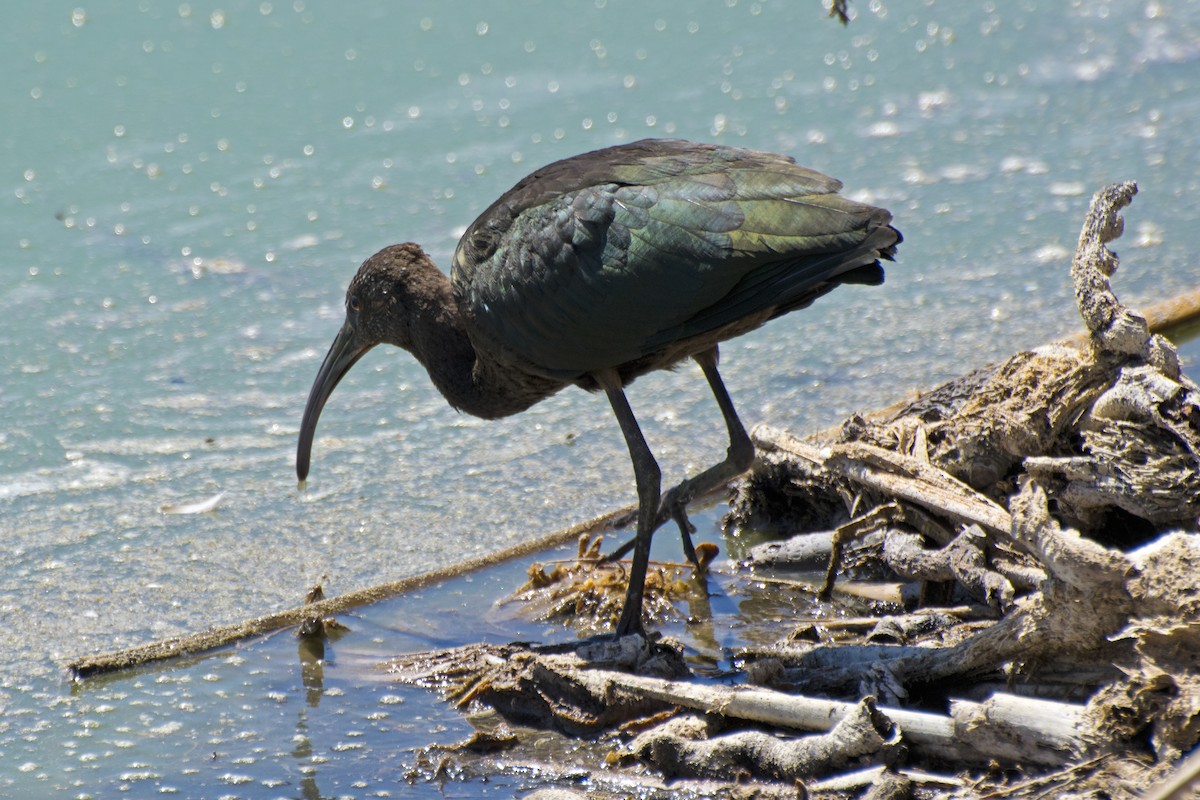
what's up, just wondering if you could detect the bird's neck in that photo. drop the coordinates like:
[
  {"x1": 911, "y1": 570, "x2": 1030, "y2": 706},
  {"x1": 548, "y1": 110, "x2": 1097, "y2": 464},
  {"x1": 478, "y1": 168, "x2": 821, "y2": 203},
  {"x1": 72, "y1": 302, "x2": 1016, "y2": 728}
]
[{"x1": 407, "y1": 275, "x2": 558, "y2": 420}]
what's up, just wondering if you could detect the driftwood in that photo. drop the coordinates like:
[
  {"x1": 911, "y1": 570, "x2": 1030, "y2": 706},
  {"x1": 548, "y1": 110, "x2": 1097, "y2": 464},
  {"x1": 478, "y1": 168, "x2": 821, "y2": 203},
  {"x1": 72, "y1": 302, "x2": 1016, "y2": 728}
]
[
  {"x1": 388, "y1": 639, "x2": 1084, "y2": 777},
  {"x1": 725, "y1": 182, "x2": 1200, "y2": 793},
  {"x1": 387, "y1": 183, "x2": 1200, "y2": 798},
  {"x1": 628, "y1": 705, "x2": 899, "y2": 782}
]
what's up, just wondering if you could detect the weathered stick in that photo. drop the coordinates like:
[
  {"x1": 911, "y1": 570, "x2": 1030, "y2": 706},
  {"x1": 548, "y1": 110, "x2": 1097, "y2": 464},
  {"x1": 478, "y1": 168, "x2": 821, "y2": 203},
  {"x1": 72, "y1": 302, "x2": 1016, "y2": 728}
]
[
  {"x1": 631, "y1": 700, "x2": 900, "y2": 781},
  {"x1": 574, "y1": 666, "x2": 950, "y2": 752},
  {"x1": 564, "y1": 664, "x2": 1080, "y2": 767},
  {"x1": 1071, "y1": 181, "x2": 1181, "y2": 379},
  {"x1": 758, "y1": 479, "x2": 1145, "y2": 706},
  {"x1": 389, "y1": 640, "x2": 1083, "y2": 766},
  {"x1": 949, "y1": 693, "x2": 1089, "y2": 764},
  {"x1": 751, "y1": 428, "x2": 1013, "y2": 535},
  {"x1": 811, "y1": 765, "x2": 963, "y2": 793},
  {"x1": 1142, "y1": 743, "x2": 1200, "y2": 800}
]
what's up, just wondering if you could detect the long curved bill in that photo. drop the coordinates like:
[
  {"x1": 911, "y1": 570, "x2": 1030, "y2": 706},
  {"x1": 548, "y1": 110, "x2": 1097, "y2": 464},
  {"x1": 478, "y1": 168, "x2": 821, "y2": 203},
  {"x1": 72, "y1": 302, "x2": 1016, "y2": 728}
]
[{"x1": 297, "y1": 321, "x2": 373, "y2": 483}]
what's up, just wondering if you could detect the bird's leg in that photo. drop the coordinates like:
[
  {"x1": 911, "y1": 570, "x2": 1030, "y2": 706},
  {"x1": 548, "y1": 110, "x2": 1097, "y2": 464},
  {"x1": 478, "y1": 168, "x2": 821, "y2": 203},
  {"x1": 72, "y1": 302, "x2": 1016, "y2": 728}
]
[
  {"x1": 657, "y1": 347, "x2": 755, "y2": 564},
  {"x1": 595, "y1": 369, "x2": 661, "y2": 639},
  {"x1": 600, "y1": 347, "x2": 754, "y2": 571}
]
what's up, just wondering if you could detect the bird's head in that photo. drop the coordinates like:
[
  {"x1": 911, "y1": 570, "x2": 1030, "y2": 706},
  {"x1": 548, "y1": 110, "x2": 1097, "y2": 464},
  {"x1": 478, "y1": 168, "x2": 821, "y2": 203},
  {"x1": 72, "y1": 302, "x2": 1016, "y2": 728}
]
[{"x1": 296, "y1": 243, "x2": 436, "y2": 483}]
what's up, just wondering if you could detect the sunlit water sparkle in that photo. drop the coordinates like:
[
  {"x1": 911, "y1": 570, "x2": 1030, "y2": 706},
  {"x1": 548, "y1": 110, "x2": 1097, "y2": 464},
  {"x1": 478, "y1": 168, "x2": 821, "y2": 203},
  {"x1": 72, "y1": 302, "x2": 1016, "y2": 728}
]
[{"x1": 2, "y1": 1, "x2": 1199, "y2": 795}]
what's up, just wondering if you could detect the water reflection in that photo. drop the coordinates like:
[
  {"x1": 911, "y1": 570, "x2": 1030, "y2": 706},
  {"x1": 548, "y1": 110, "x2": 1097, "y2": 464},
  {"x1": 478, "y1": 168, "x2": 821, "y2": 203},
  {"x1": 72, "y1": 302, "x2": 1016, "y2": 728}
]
[
  {"x1": 293, "y1": 626, "x2": 323, "y2": 800},
  {"x1": 297, "y1": 620, "x2": 327, "y2": 706}
]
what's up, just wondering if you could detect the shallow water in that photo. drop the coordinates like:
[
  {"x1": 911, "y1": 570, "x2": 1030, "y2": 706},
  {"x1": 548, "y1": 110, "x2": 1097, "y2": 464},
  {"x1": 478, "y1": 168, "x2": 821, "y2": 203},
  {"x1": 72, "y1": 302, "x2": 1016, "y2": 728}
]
[
  {"x1": 2, "y1": 0, "x2": 1199, "y2": 794},
  {"x1": 0, "y1": 505, "x2": 800, "y2": 798}
]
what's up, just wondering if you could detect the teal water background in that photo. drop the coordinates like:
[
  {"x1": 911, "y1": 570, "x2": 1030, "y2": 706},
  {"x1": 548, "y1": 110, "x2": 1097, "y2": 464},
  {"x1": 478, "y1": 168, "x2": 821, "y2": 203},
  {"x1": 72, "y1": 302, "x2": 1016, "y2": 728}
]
[{"x1": 2, "y1": 1, "x2": 1199, "y2": 795}]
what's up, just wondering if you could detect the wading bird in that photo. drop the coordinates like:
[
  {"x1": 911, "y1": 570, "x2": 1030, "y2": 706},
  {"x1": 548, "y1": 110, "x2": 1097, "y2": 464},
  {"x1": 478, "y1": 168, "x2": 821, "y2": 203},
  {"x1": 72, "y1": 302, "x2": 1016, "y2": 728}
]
[{"x1": 297, "y1": 138, "x2": 900, "y2": 637}]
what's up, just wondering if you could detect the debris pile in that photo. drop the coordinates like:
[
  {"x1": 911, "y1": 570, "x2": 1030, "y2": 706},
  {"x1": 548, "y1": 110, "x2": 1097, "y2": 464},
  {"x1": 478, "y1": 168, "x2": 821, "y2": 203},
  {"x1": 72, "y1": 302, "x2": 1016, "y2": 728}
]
[{"x1": 391, "y1": 183, "x2": 1200, "y2": 798}]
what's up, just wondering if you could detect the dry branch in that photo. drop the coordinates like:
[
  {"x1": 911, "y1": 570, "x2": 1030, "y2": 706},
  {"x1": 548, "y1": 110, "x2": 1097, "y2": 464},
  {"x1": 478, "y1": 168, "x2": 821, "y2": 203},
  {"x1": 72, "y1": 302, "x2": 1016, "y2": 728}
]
[
  {"x1": 629, "y1": 700, "x2": 900, "y2": 781},
  {"x1": 388, "y1": 642, "x2": 1085, "y2": 770},
  {"x1": 753, "y1": 430, "x2": 1013, "y2": 536}
]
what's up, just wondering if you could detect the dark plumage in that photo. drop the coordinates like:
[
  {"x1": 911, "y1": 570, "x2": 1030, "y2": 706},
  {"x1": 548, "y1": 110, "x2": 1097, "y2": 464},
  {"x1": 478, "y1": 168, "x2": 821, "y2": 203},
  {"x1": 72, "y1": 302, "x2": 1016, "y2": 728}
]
[{"x1": 297, "y1": 138, "x2": 900, "y2": 637}]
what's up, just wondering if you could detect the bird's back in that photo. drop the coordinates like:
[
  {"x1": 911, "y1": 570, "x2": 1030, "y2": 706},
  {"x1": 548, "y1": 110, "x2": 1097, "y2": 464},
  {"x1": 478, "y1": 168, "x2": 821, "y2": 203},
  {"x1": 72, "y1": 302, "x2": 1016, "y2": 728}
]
[{"x1": 452, "y1": 138, "x2": 899, "y2": 385}]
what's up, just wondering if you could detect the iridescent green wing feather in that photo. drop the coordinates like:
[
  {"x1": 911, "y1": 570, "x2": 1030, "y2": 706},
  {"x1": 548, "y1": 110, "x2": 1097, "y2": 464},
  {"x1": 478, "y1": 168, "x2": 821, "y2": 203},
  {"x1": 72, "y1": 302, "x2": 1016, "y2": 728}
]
[{"x1": 452, "y1": 140, "x2": 896, "y2": 378}]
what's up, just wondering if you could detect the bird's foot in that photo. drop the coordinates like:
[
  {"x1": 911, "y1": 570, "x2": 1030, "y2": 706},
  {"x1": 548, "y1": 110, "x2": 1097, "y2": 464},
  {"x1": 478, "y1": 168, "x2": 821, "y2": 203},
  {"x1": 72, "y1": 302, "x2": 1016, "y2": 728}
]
[
  {"x1": 667, "y1": 494, "x2": 697, "y2": 536},
  {"x1": 598, "y1": 486, "x2": 692, "y2": 566},
  {"x1": 597, "y1": 483, "x2": 711, "y2": 571},
  {"x1": 660, "y1": 484, "x2": 703, "y2": 571}
]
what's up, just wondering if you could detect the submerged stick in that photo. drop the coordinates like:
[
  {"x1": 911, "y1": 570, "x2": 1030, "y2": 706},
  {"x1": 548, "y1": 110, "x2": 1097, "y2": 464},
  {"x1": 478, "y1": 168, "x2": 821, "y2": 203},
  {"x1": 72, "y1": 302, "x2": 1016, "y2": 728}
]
[{"x1": 67, "y1": 503, "x2": 641, "y2": 680}]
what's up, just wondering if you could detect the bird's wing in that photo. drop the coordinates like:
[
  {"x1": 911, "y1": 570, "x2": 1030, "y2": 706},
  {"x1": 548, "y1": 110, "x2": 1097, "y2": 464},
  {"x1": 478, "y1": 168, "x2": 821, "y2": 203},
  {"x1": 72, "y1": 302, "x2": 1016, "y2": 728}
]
[{"x1": 453, "y1": 140, "x2": 896, "y2": 378}]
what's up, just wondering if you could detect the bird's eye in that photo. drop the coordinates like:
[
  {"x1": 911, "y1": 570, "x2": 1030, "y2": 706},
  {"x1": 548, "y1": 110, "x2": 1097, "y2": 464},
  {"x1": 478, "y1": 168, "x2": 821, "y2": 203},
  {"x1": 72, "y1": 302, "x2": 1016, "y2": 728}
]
[{"x1": 348, "y1": 295, "x2": 361, "y2": 313}]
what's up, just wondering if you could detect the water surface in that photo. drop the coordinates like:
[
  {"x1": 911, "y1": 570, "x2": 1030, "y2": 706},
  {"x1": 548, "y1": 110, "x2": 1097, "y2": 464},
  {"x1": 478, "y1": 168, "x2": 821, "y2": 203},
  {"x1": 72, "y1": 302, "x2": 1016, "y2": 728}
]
[{"x1": 2, "y1": 1, "x2": 1199, "y2": 794}]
